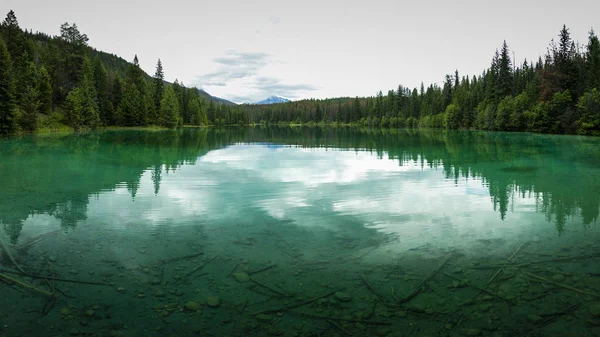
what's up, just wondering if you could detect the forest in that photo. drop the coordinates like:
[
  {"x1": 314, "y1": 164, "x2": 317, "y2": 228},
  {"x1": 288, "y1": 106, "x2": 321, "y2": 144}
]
[{"x1": 1, "y1": 9, "x2": 600, "y2": 135}]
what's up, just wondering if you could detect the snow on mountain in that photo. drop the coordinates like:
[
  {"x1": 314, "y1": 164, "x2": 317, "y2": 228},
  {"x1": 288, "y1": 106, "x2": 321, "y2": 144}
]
[{"x1": 255, "y1": 96, "x2": 291, "y2": 104}]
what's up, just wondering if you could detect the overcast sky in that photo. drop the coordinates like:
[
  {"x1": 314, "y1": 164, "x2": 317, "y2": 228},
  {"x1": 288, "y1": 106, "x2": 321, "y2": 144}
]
[{"x1": 2, "y1": 0, "x2": 599, "y2": 103}]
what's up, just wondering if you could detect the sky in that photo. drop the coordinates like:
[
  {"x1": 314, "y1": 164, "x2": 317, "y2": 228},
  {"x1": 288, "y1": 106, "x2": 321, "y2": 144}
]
[{"x1": 2, "y1": 0, "x2": 599, "y2": 103}]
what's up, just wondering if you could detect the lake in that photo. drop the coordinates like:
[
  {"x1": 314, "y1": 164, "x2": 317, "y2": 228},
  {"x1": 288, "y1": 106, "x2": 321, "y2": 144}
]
[{"x1": 1, "y1": 127, "x2": 599, "y2": 336}]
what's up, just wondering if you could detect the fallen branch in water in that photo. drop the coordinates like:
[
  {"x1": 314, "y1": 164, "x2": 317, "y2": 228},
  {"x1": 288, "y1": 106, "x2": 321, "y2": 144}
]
[
  {"x1": 522, "y1": 272, "x2": 600, "y2": 298},
  {"x1": 17, "y1": 230, "x2": 62, "y2": 251},
  {"x1": 291, "y1": 310, "x2": 391, "y2": 325},
  {"x1": 249, "y1": 278, "x2": 289, "y2": 297},
  {"x1": 0, "y1": 269, "x2": 111, "y2": 286},
  {"x1": 239, "y1": 298, "x2": 248, "y2": 314},
  {"x1": 397, "y1": 253, "x2": 452, "y2": 303},
  {"x1": 470, "y1": 252, "x2": 600, "y2": 270},
  {"x1": 183, "y1": 254, "x2": 219, "y2": 279},
  {"x1": 489, "y1": 241, "x2": 527, "y2": 284},
  {"x1": 328, "y1": 319, "x2": 352, "y2": 335},
  {"x1": 248, "y1": 264, "x2": 277, "y2": 275},
  {"x1": 0, "y1": 273, "x2": 54, "y2": 297},
  {"x1": 360, "y1": 273, "x2": 383, "y2": 299},
  {"x1": 158, "y1": 252, "x2": 205, "y2": 265},
  {"x1": 441, "y1": 272, "x2": 517, "y2": 305},
  {"x1": 253, "y1": 289, "x2": 341, "y2": 315}
]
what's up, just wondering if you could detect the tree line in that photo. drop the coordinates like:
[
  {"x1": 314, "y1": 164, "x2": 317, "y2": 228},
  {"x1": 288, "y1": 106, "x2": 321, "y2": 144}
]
[
  {"x1": 1, "y1": 9, "x2": 600, "y2": 135},
  {"x1": 242, "y1": 26, "x2": 600, "y2": 135},
  {"x1": 0, "y1": 10, "x2": 228, "y2": 136}
]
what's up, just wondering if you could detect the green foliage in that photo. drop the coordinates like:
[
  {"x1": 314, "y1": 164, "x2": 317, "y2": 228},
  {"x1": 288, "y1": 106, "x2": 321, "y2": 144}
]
[
  {"x1": 93, "y1": 56, "x2": 112, "y2": 125},
  {"x1": 152, "y1": 59, "x2": 164, "y2": 121},
  {"x1": 444, "y1": 104, "x2": 461, "y2": 129},
  {"x1": 0, "y1": 38, "x2": 16, "y2": 136},
  {"x1": 37, "y1": 65, "x2": 52, "y2": 114},
  {"x1": 577, "y1": 88, "x2": 600, "y2": 135},
  {"x1": 587, "y1": 29, "x2": 600, "y2": 90},
  {"x1": 64, "y1": 57, "x2": 99, "y2": 131},
  {"x1": 189, "y1": 97, "x2": 208, "y2": 126},
  {"x1": 19, "y1": 86, "x2": 40, "y2": 131},
  {"x1": 159, "y1": 85, "x2": 179, "y2": 128},
  {"x1": 508, "y1": 91, "x2": 530, "y2": 131},
  {"x1": 1, "y1": 11, "x2": 600, "y2": 136}
]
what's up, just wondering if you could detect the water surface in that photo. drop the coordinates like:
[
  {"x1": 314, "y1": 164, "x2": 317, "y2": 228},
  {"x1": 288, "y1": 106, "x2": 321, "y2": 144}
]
[{"x1": 1, "y1": 128, "x2": 599, "y2": 336}]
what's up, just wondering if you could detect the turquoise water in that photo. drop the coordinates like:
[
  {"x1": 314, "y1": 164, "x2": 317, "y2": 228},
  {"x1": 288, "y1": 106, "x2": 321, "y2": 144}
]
[{"x1": 0, "y1": 127, "x2": 599, "y2": 336}]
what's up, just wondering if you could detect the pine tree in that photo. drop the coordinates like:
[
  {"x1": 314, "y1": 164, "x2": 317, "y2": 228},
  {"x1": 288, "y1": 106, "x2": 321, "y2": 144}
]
[
  {"x1": 1, "y1": 11, "x2": 28, "y2": 61},
  {"x1": 159, "y1": 85, "x2": 179, "y2": 128},
  {"x1": 110, "y1": 74, "x2": 123, "y2": 123},
  {"x1": 153, "y1": 59, "x2": 164, "y2": 121},
  {"x1": 189, "y1": 97, "x2": 207, "y2": 126},
  {"x1": 124, "y1": 54, "x2": 148, "y2": 125},
  {"x1": 496, "y1": 41, "x2": 513, "y2": 99},
  {"x1": 37, "y1": 65, "x2": 52, "y2": 114},
  {"x1": 65, "y1": 57, "x2": 99, "y2": 130},
  {"x1": 586, "y1": 29, "x2": 600, "y2": 90},
  {"x1": 0, "y1": 38, "x2": 17, "y2": 136},
  {"x1": 207, "y1": 99, "x2": 215, "y2": 124},
  {"x1": 116, "y1": 81, "x2": 140, "y2": 126},
  {"x1": 59, "y1": 22, "x2": 89, "y2": 97},
  {"x1": 19, "y1": 86, "x2": 40, "y2": 131},
  {"x1": 93, "y1": 57, "x2": 111, "y2": 125}
]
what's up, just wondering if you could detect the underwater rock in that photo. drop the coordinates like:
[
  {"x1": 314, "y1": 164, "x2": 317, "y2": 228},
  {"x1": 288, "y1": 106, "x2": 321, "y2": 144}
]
[
  {"x1": 376, "y1": 328, "x2": 391, "y2": 336},
  {"x1": 395, "y1": 311, "x2": 407, "y2": 318},
  {"x1": 590, "y1": 303, "x2": 600, "y2": 317},
  {"x1": 334, "y1": 292, "x2": 351, "y2": 302},
  {"x1": 207, "y1": 296, "x2": 220, "y2": 307},
  {"x1": 464, "y1": 328, "x2": 482, "y2": 336},
  {"x1": 527, "y1": 314, "x2": 543, "y2": 324},
  {"x1": 256, "y1": 314, "x2": 272, "y2": 322},
  {"x1": 153, "y1": 290, "x2": 166, "y2": 297},
  {"x1": 587, "y1": 318, "x2": 600, "y2": 326},
  {"x1": 233, "y1": 272, "x2": 250, "y2": 283},
  {"x1": 184, "y1": 302, "x2": 202, "y2": 311}
]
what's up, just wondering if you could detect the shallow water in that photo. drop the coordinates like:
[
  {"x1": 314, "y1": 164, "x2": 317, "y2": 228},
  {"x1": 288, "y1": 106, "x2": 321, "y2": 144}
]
[{"x1": 0, "y1": 127, "x2": 599, "y2": 337}]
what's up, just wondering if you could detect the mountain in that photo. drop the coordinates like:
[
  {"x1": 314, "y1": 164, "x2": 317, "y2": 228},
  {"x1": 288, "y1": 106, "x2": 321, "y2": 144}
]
[
  {"x1": 256, "y1": 96, "x2": 291, "y2": 104},
  {"x1": 198, "y1": 89, "x2": 235, "y2": 106}
]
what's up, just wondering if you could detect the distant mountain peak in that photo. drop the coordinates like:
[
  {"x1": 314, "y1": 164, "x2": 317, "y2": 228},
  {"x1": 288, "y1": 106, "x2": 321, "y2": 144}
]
[{"x1": 255, "y1": 96, "x2": 290, "y2": 104}]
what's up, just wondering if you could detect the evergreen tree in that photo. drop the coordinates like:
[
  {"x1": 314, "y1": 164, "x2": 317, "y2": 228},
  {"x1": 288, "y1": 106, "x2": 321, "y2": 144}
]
[
  {"x1": 152, "y1": 59, "x2": 164, "y2": 123},
  {"x1": 65, "y1": 57, "x2": 99, "y2": 130},
  {"x1": 0, "y1": 38, "x2": 17, "y2": 136},
  {"x1": 207, "y1": 99, "x2": 215, "y2": 124},
  {"x1": 58, "y1": 22, "x2": 89, "y2": 102},
  {"x1": 189, "y1": 96, "x2": 207, "y2": 126},
  {"x1": 37, "y1": 65, "x2": 52, "y2": 114},
  {"x1": 159, "y1": 85, "x2": 179, "y2": 128},
  {"x1": 93, "y1": 57, "x2": 111, "y2": 125},
  {"x1": 586, "y1": 29, "x2": 600, "y2": 90},
  {"x1": 110, "y1": 74, "x2": 123, "y2": 121},
  {"x1": 496, "y1": 41, "x2": 513, "y2": 99},
  {"x1": 19, "y1": 86, "x2": 40, "y2": 131},
  {"x1": 124, "y1": 54, "x2": 148, "y2": 125}
]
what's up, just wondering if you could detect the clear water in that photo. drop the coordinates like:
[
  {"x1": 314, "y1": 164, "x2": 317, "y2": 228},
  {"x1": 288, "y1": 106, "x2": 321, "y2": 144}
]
[{"x1": 1, "y1": 127, "x2": 599, "y2": 337}]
